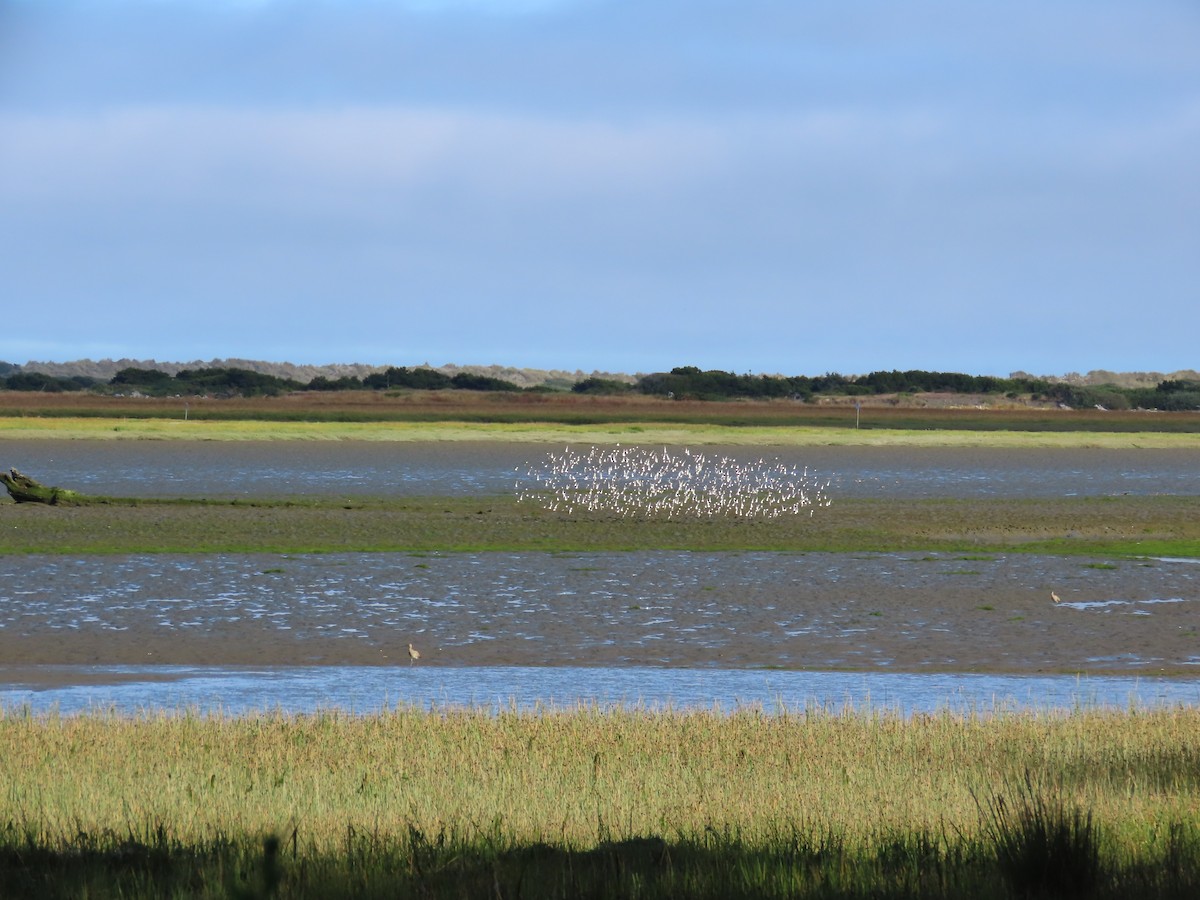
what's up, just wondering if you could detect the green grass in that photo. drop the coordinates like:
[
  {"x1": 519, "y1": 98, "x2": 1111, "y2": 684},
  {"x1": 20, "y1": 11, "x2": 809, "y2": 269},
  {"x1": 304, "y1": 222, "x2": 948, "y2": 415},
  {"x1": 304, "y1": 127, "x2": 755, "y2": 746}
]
[
  {"x1": 3, "y1": 414, "x2": 1200, "y2": 446},
  {"x1": 3, "y1": 494, "x2": 1198, "y2": 556},
  {"x1": 2, "y1": 705, "x2": 1199, "y2": 898}
]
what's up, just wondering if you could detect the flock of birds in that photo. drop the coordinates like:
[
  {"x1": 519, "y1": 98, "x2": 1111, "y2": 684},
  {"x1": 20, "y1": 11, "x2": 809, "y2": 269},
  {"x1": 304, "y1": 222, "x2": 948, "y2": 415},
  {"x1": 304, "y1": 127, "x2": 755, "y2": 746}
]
[{"x1": 514, "y1": 444, "x2": 833, "y2": 519}]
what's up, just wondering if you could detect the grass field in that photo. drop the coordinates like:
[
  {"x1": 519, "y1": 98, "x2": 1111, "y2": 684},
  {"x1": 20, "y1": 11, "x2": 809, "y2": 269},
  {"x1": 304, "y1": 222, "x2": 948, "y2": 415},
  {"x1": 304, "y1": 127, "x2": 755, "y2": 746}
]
[{"x1": 6, "y1": 415, "x2": 1200, "y2": 448}]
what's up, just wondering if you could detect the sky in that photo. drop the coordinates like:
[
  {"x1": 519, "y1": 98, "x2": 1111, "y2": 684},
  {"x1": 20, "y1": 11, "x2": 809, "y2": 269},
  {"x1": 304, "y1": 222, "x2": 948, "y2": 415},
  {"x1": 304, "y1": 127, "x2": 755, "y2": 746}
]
[{"x1": 1, "y1": 0, "x2": 1198, "y2": 377}]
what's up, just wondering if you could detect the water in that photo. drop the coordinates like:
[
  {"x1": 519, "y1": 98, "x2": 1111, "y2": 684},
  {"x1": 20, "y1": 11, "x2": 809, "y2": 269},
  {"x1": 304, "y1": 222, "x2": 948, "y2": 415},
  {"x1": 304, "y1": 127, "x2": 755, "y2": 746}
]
[
  {"x1": 4, "y1": 665, "x2": 1198, "y2": 719},
  {"x1": 3, "y1": 440, "x2": 1196, "y2": 499}
]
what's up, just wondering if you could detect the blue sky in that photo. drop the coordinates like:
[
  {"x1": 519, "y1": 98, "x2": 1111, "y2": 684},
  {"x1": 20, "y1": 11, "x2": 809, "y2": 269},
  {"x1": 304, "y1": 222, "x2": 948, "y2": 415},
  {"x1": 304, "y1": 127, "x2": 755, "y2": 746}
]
[{"x1": 1, "y1": 0, "x2": 1197, "y2": 377}]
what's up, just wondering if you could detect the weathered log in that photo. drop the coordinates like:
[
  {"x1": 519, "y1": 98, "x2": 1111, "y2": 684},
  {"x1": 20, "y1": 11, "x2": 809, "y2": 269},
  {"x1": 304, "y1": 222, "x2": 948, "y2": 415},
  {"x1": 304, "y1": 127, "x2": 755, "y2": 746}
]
[{"x1": 0, "y1": 468, "x2": 85, "y2": 505}]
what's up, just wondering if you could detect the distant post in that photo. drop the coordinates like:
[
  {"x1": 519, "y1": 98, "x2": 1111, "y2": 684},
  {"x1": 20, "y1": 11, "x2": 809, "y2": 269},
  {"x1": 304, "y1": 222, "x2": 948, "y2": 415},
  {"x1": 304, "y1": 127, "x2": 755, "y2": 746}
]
[{"x1": 855, "y1": 402, "x2": 861, "y2": 429}]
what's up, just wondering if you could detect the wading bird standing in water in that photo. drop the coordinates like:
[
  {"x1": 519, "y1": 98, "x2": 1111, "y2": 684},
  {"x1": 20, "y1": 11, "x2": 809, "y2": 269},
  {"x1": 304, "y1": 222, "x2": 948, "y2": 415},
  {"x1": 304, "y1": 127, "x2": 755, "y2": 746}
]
[
  {"x1": 1051, "y1": 591, "x2": 1062, "y2": 604},
  {"x1": 408, "y1": 642, "x2": 421, "y2": 665}
]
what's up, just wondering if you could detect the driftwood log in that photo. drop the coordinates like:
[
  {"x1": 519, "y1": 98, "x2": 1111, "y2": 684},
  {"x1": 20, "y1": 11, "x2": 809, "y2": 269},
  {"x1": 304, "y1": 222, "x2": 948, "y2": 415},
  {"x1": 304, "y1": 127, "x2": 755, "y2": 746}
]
[{"x1": 0, "y1": 468, "x2": 85, "y2": 505}]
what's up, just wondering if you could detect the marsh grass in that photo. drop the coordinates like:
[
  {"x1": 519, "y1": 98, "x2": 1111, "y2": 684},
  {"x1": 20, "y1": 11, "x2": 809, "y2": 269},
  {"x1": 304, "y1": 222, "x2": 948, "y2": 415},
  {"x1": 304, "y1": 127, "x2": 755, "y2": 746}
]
[
  {"x1": 3, "y1": 412, "x2": 1200, "y2": 447},
  {"x1": 976, "y1": 773, "x2": 1101, "y2": 899},
  {"x1": 2, "y1": 705, "x2": 1200, "y2": 897}
]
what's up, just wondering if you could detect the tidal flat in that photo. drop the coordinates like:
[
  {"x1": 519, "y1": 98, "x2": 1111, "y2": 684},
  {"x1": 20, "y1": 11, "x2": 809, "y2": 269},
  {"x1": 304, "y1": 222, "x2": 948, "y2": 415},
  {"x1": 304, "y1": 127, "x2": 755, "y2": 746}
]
[
  {"x1": 2, "y1": 547, "x2": 1198, "y2": 677},
  {"x1": 2, "y1": 440, "x2": 1198, "y2": 678}
]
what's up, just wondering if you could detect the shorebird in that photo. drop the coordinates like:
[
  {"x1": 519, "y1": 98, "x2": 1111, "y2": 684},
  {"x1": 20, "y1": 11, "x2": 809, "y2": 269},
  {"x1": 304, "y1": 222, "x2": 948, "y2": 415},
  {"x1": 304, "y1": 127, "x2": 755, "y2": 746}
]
[
  {"x1": 1051, "y1": 591, "x2": 1062, "y2": 604},
  {"x1": 407, "y1": 642, "x2": 421, "y2": 665}
]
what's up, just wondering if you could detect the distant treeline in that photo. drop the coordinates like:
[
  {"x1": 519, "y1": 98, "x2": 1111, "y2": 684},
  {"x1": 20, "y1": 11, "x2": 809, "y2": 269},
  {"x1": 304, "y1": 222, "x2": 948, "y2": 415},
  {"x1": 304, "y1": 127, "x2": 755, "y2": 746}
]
[
  {"x1": 0, "y1": 365, "x2": 531, "y2": 398},
  {"x1": 1, "y1": 363, "x2": 1198, "y2": 410},
  {"x1": 581, "y1": 367, "x2": 1200, "y2": 411}
]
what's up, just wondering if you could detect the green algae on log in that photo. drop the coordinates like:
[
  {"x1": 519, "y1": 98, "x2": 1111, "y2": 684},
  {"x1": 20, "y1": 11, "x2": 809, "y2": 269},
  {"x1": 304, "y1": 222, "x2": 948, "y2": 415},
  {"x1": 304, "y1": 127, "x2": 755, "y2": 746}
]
[{"x1": 0, "y1": 468, "x2": 86, "y2": 505}]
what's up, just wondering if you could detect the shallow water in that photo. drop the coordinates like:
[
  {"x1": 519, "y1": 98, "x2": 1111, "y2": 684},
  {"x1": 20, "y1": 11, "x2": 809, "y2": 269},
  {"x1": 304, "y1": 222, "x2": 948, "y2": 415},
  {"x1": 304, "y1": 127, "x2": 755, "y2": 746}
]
[
  {"x1": 2, "y1": 551, "x2": 1197, "y2": 674},
  {"x1": 3, "y1": 551, "x2": 1197, "y2": 647},
  {"x1": 4, "y1": 441, "x2": 1196, "y2": 499},
  {"x1": 3, "y1": 665, "x2": 1198, "y2": 718}
]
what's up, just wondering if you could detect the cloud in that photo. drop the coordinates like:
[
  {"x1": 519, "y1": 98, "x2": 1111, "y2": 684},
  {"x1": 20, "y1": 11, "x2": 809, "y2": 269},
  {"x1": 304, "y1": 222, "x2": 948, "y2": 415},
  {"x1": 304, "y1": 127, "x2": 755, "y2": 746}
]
[{"x1": 4, "y1": 96, "x2": 1191, "y2": 288}]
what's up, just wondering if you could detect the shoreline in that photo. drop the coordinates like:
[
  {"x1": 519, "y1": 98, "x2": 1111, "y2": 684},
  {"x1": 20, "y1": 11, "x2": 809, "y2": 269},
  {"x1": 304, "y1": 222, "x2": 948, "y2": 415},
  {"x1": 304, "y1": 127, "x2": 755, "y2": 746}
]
[{"x1": 4, "y1": 660, "x2": 1199, "y2": 693}]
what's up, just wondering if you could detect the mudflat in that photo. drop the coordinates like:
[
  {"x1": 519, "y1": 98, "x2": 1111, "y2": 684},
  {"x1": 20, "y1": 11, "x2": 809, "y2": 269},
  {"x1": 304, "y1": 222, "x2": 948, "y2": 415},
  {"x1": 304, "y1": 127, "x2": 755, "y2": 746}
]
[
  {"x1": 1, "y1": 428, "x2": 1196, "y2": 687},
  {"x1": 1, "y1": 549, "x2": 1196, "y2": 685}
]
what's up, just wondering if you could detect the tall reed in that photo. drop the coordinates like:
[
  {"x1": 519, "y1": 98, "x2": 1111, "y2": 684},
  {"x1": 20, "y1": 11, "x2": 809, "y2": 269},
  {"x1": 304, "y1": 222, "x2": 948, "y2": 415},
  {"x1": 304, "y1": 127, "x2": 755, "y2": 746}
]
[
  {"x1": 2, "y1": 703, "x2": 1198, "y2": 843},
  {"x1": 2, "y1": 704, "x2": 1199, "y2": 897}
]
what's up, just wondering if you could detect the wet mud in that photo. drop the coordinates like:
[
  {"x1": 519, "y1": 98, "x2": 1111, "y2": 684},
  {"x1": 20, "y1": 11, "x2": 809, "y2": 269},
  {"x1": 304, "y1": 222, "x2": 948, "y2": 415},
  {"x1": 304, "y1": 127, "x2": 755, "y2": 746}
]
[{"x1": 2, "y1": 551, "x2": 1196, "y2": 687}]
